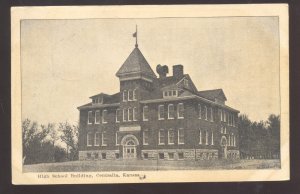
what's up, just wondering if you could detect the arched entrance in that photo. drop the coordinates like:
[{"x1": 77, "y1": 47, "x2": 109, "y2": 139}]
[
  {"x1": 121, "y1": 135, "x2": 139, "y2": 159},
  {"x1": 220, "y1": 136, "x2": 227, "y2": 159}
]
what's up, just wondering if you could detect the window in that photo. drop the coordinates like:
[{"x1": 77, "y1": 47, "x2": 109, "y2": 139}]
[
  {"x1": 133, "y1": 107, "x2": 138, "y2": 121},
  {"x1": 233, "y1": 115, "x2": 235, "y2": 127},
  {"x1": 221, "y1": 126, "x2": 224, "y2": 134},
  {"x1": 143, "y1": 106, "x2": 149, "y2": 121},
  {"x1": 87, "y1": 133, "x2": 93, "y2": 146},
  {"x1": 159, "y1": 153, "x2": 164, "y2": 159},
  {"x1": 163, "y1": 90, "x2": 178, "y2": 98},
  {"x1": 204, "y1": 106, "x2": 208, "y2": 120},
  {"x1": 177, "y1": 103, "x2": 184, "y2": 119},
  {"x1": 163, "y1": 91, "x2": 168, "y2": 97},
  {"x1": 158, "y1": 105, "x2": 164, "y2": 120},
  {"x1": 158, "y1": 129, "x2": 165, "y2": 145},
  {"x1": 128, "y1": 90, "x2": 133, "y2": 101},
  {"x1": 205, "y1": 131, "x2": 208, "y2": 145},
  {"x1": 168, "y1": 153, "x2": 174, "y2": 160},
  {"x1": 123, "y1": 109, "x2": 127, "y2": 122},
  {"x1": 116, "y1": 109, "x2": 121, "y2": 123},
  {"x1": 143, "y1": 153, "x2": 149, "y2": 159},
  {"x1": 88, "y1": 111, "x2": 93, "y2": 124},
  {"x1": 128, "y1": 108, "x2": 133, "y2": 121},
  {"x1": 115, "y1": 153, "x2": 120, "y2": 159},
  {"x1": 210, "y1": 107, "x2": 214, "y2": 122},
  {"x1": 143, "y1": 130, "x2": 149, "y2": 145},
  {"x1": 168, "y1": 129, "x2": 175, "y2": 145},
  {"x1": 223, "y1": 110, "x2": 227, "y2": 122},
  {"x1": 198, "y1": 104, "x2": 202, "y2": 119},
  {"x1": 123, "y1": 90, "x2": 127, "y2": 102},
  {"x1": 168, "y1": 104, "x2": 175, "y2": 119},
  {"x1": 102, "y1": 132, "x2": 107, "y2": 146},
  {"x1": 115, "y1": 132, "x2": 119, "y2": 145},
  {"x1": 199, "y1": 129, "x2": 202, "y2": 144},
  {"x1": 87, "y1": 153, "x2": 91, "y2": 159},
  {"x1": 224, "y1": 126, "x2": 227, "y2": 134},
  {"x1": 233, "y1": 135, "x2": 236, "y2": 146},
  {"x1": 102, "y1": 110, "x2": 108, "y2": 123},
  {"x1": 211, "y1": 131, "x2": 214, "y2": 145},
  {"x1": 133, "y1": 89, "x2": 137, "y2": 100},
  {"x1": 101, "y1": 153, "x2": 106, "y2": 159},
  {"x1": 178, "y1": 152, "x2": 184, "y2": 160},
  {"x1": 228, "y1": 135, "x2": 231, "y2": 146},
  {"x1": 94, "y1": 132, "x2": 100, "y2": 146},
  {"x1": 178, "y1": 129, "x2": 184, "y2": 144},
  {"x1": 95, "y1": 110, "x2": 100, "y2": 124},
  {"x1": 184, "y1": 79, "x2": 189, "y2": 87},
  {"x1": 219, "y1": 109, "x2": 223, "y2": 121},
  {"x1": 94, "y1": 153, "x2": 99, "y2": 159}
]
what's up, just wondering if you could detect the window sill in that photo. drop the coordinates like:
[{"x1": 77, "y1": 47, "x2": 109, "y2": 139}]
[
  {"x1": 87, "y1": 145, "x2": 92, "y2": 147},
  {"x1": 168, "y1": 118, "x2": 174, "y2": 120},
  {"x1": 143, "y1": 119, "x2": 149, "y2": 121},
  {"x1": 158, "y1": 118, "x2": 165, "y2": 120},
  {"x1": 177, "y1": 117, "x2": 184, "y2": 119},
  {"x1": 143, "y1": 143, "x2": 149, "y2": 146},
  {"x1": 178, "y1": 143, "x2": 184, "y2": 145},
  {"x1": 102, "y1": 122, "x2": 108, "y2": 124},
  {"x1": 158, "y1": 143, "x2": 165, "y2": 145},
  {"x1": 168, "y1": 143, "x2": 174, "y2": 145},
  {"x1": 95, "y1": 123, "x2": 100, "y2": 125},
  {"x1": 101, "y1": 145, "x2": 107, "y2": 146},
  {"x1": 87, "y1": 123, "x2": 92, "y2": 125}
]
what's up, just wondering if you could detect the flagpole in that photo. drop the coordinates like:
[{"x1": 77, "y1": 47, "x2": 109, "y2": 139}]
[{"x1": 135, "y1": 25, "x2": 138, "y2": 48}]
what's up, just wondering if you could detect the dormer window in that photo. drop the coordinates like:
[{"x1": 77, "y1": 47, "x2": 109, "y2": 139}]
[
  {"x1": 92, "y1": 97, "x2": 103, "y2": 104},
  {"x1": 183, "y1": 79, "x2": 189, "y2": 87},
  {"x1": 163, "y1": 90, "x2": 178, "y2": 98}
]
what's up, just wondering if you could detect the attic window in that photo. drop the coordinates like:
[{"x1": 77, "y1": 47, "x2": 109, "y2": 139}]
[
  {"x1": 163, "y1": 90, "x2": 178, "y2": 98},
  {"x1": 183, "y1": 79, "x2": 189, "y2": 87},
  {"x1": 93, "y1": 97, "x2": 103, "y2": 104}
]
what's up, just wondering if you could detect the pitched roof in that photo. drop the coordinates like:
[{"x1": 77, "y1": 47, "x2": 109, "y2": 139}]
[
  {"x1": 197, "y1": 89, "x2": 227, "y2": 101},
  {"x1": 158, "y1": 74, "x2": 185, "y2": 88},
  {"x1": 116, "y1": 47, "x2": 156, "y2": 78}
]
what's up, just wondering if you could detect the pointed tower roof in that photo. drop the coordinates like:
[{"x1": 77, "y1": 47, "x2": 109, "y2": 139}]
[{"x1": 116, "y1": 47, "x2": 157, "y2": 79}]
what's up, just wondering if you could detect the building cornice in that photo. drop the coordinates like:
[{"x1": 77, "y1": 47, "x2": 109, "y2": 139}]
[{"x1": 77, "y1": 103, "x2": 120, "y2": 110}]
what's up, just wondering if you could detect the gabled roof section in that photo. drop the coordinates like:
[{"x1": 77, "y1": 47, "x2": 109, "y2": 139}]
[
  {"x1": 197, "y1": 89, "x2": 227, "y2": 101},
  {"x1": 116, "y1": 47, "x2": 156, "y2": 79}
]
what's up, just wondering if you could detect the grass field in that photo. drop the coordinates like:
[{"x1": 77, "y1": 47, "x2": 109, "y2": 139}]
[{"x1": 23, "y1": 159, "x2": 280, "y2": 172}]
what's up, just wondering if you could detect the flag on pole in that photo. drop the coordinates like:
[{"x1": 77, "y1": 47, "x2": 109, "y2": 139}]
[{"x1": 133, "y1": 31, "x2": 137, "y2": 37}]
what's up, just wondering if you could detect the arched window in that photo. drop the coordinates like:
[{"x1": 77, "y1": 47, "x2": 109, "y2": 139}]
[
  {"x1": 133, "y1": 107, "x2": 137, "y2": 121},
  {"x1": 168, "y1": 104, "x2": 175, "y2": 119},
  {"x1": 205, "y1": 130, "x2": 208, "y2": 145},
  {"x1": 177, "y1": 103, "x2": 184, "y2": 119},
  {"x1": 204, "y1": 106, "x2": 208, "y2": 120},
  {"x1": 210, "y1": 107, "x2": 214, "y2": 122},
  {"x1": 123, "y1": 90, "x2": 127, "y2": 102},
  {"x1": 198, "y1": 104, "x2": 202, "y2": 119},
  {"x1": 158, "y1": 105, "x2": 164, "y2": 120},
  {"x1": 128, "y1": 90, "x2": 133, "y2": 101},
  {"x1": 143, "y1": 106, "x2": 149, "y2": 121},
  {"x1": 133, "y1": 89, "x2": 137, "y2": 101},
  {"x1": 199, "y1": 129, "x2": 202, "y2": 144},
  {"x1": 102, "y1": 110, "x2": 108, "y2": 123},
  {"x1": 211, "y1": 131, "x2": 214, "y2": 145}
]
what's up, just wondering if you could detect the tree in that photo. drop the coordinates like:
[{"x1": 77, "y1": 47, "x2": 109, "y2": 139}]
[
  {"x1": 22, "y1": 119, "x2": 50, "y2": 164},
  {"x1": 266, "y1": 114, "x2": 280, "y2": 158},
  {"x1": 59, "y1": 121, "x2": 79, "y2": 161}
]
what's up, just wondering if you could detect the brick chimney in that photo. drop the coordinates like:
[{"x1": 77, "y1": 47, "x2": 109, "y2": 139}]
[{"x1": 173, "y1": 64, "x2": 183, "y2": 78}]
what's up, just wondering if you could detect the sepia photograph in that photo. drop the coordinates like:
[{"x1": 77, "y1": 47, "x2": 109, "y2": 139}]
[{"x1": 11, "y1": 4, "x2": 289, "y2": 184}]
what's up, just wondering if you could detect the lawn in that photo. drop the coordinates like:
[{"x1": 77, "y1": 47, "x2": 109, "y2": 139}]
[{"x1": 23, "y1": 159, "x2": 281, "y2": 172}]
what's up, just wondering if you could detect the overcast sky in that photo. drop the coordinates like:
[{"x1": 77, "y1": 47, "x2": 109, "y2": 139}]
[{"x1": 21, "y1": 17, "x2": 280, "y2": 124}]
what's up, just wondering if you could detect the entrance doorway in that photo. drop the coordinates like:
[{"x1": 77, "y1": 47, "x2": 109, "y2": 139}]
[
  {"x1": 121, "y1": 134, "x2": 139, "y2": 159},
  {"x1": 123, "y1": 140, "x2": 136, "y2": 159}
]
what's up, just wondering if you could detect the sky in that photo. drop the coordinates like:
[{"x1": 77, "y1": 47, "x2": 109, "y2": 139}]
[{"x1": 21, "y1": 17, "x2": 280, "y2": 124}]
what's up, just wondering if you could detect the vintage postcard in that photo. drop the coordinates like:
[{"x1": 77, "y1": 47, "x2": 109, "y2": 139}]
[{"x1": 11, "y1": 4, "x2": 289, "y2": 184}]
